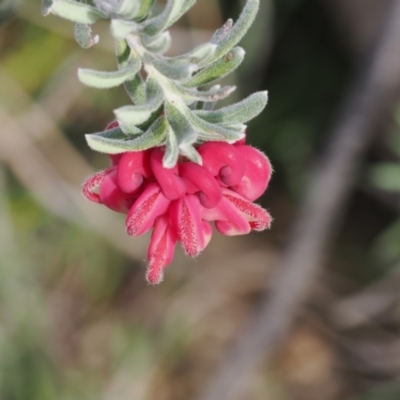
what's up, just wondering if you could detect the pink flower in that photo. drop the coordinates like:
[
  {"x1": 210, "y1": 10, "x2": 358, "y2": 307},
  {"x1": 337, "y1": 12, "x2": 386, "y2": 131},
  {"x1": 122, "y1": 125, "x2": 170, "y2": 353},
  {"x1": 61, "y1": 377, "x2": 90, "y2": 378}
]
[{"x1": 82, "y1": 123, "x2": 272, "y2": 284}]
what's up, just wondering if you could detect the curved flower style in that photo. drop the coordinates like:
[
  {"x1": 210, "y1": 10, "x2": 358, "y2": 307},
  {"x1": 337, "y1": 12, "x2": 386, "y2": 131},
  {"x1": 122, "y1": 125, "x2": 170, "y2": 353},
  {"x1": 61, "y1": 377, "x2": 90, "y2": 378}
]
[{"x1": 83, "y1": 123, "x2": 272, "y2": 284}]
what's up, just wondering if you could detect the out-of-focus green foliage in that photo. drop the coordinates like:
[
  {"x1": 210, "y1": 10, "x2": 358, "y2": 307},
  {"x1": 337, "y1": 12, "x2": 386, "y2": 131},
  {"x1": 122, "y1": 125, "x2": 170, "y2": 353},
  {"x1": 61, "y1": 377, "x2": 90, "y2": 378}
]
[
  {"x1": 3, "y1": 25, "x2": 72, "y2": 93},
  {"x1": 354, "y1": 384, "x2": 400, "y2": 400},
  {"x1": 369, "y1": 107, "x2": 400, "y2": 264}
]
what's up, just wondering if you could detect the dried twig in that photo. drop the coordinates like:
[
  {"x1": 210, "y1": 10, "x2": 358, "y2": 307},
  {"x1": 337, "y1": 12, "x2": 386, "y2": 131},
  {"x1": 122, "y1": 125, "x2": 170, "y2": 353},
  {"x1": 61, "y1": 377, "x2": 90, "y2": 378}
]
[{"x1": 194, "y1": 1, "x2": 400, "y2": 399}]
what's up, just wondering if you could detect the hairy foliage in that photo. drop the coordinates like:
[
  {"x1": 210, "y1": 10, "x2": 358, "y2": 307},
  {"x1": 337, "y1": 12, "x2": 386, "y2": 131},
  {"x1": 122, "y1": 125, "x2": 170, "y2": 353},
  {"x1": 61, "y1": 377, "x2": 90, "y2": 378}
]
[{"x1": 43, "y1": 0, "x2": 267, "y2": 166}]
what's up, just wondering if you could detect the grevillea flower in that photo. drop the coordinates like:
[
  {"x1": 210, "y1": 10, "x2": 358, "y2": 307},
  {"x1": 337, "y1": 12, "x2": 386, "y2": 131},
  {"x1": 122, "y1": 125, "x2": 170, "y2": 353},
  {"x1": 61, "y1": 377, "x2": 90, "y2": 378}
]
[{"x1": 82, "y1": 123, "x2": 272, "y2": 284}]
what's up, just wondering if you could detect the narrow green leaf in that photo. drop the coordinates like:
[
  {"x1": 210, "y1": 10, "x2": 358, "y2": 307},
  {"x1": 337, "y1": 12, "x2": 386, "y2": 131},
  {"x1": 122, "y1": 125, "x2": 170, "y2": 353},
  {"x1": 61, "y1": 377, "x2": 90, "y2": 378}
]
[
  {"x1": 78, "y1": 63, "x2": 141, "y2": 89},
  {"x1": 145, "y1": 52, "x2": 197, "y2": 81},
  {"x1": 94, "y1": 0, "x2": 139, "y2": 18},
  {"x1": 165, "y1": 102, "x2": 243, "y2": 143},
  {"x1": 163, "y1": 126, "x2": 179, "y2": 168},
  {"x1": 135, "y1": 0, "x2": 156, "y2": 21},
  {"x1": 185, "y1": 108, "x2": 245, "y2": 142},
  {"x1": 115, "y1": 38, "x2": 131, "y2": 65},
  {"x1": 179, "y1": 144, "x2": 202, "y2": 164},
  {"x1": 201, "y1": 101, "x2": 216, "y2": 111},
  {"x1": 171, "y1": 82, "x2": 236, "y2": 103},
  {"x1": 211, "y1": 19, "x2": 233, "y2": 44},
  {"x1": 114, "y1": 75, "x2": 164, "y2": 127},
  {"x1": 86, "y1": 118, "x2": 167, "y2": 154},
  {"x1": 111, "y1": 19, "x2": 139, "y2": 38},
  {"x1": 126, "y1": 74, "x2": 147, "y2": 105},
  {"x1": 224, "y1": 123, "x2": 247, "y2": 131},
  {"x1": 49, "y1": 0, "x2": 107, "y2": 24},
  {"x1": 166, "y1": 43, "x2": 217, "y2": 66},
  {"x1": 195, "y1": 91, "x2": 268, "y2": 124},
  {"x1": 146, "y1": 73, "x2": 164, "y2": 101},
  {"x1": 369, "y1": 163, "x2": 400, "y2": 192},
  {"x1": 115, "y1": 105, "x2": 157, "y2": 127},
  {"x1": 115, "y1": 0, "x2": 140, "y2": 19},
  {"x1": 74, "y1": 23, "x2": 99, "y2": 48},
  {"x1": 143, "y1": 0, "x2": 196, "y2": 36},
  {"x1": 185, "y1": 47, "x2": 245, "y2": 87},
  {"x1": 165, "y1": 102, "x2": 197, "y2": 145},
  {"x1": 116, "y1": 39, "x2": 147, "y2": 105},
  {"x1": 189, "y1": 101, "x2": 198, "y2": 110},
  {"x1": 208, "y1": 0, "x2": 259, "y2": 64},
  {"x1": 143, "y1": 32, "x2": 172, "y2": 54}
]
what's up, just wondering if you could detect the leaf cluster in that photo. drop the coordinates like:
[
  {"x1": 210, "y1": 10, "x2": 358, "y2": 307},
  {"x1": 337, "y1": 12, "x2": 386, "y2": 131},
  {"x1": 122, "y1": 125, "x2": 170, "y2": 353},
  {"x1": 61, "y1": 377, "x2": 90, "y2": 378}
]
[{"x1": 43, "y1": 0, "x2": 267, "y2": 167}]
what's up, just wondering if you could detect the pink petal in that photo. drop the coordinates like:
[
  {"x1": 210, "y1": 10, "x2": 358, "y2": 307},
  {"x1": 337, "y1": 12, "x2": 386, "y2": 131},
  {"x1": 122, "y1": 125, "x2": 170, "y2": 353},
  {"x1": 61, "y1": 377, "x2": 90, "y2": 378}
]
[
  {"x1": 232, "y1": 145, "x2": 272, "y2": 201},
  {"x1": 150, "y1": 148, "x2": 186, "y2": 200},
  {"x1": 223, "y1": 189, "x2": 272, "y2": 231},
  {"x1": 99, "y1": 169, "x2": 135, "y2": 213},
  {"x1": 201, "y1": 220, "x2": 213, "y2": 250},
  {"x1": 202, "y1": 189, "x2": 272, "y2": 236},
  {"x1": 147, "y1": 215, "x2": 177, "y2": 285},
  {"x1": 170, "y1": 195, "x2": 213, "y2": 257},
  {"x1": 203, "y1": 196, "x2": 251, "y2": 236},
  {"x1": 126, "y1": 182, "x2": 170, "y2": 236},
  {"x1": 179, "y1": 162, "x2": 222, "y2": 209},
  {"x1": 117, "y1": 151, "x2": 152, "y2": 194},
  {"x1": 82, "y1": 167, "x2": 114, "y2": 203},
  {"x1": 198, "y1": 142, "x2": 246, "y2": 186}
]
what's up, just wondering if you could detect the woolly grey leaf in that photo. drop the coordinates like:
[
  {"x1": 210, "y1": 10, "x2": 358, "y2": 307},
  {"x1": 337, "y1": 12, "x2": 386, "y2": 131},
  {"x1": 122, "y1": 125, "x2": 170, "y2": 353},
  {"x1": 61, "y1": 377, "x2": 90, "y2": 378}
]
[
  {"x1": 115, "y1": 0, "x2": 140, "y2": 19},
  {"x1": 49, "y1": 0, "x2": 107, "y2": 24},
  {"x1": 86, "y1": 117, "x2": 167, "y2": 154},
  {"x1": 223, "y1": 123, "x2": 247, "y2": 131},
  {"x1": 145, "y1": 73, "x2": 164, "y2": 101},
  {"x1": 195, "y1": 91, "x2": 268, "y2": 124},
  {"x1": 78, "y1": 61, "x2": 141, "y2": 89},
  {"x1": 179, "y1": 144, "x2": 202, "y2": 164},
  {"x1": 126, "y1": 74, "x2": 147, "y2": 105},
  {"x1": 111, "y1": 19, "x2": 139, "y2": 38},
  {"x1": 185, "y1": 108, "x2": 245, "y2": 142},
  {"x1": 166, "y1": 43, "x2": 217, "y2": 66},
  {"x1": 185, "y1": 47, "x2": 245, "y2": 87},
  {"x1": 42, "y1": 0, "x2": 53, "y2": 16},
  {"x1": 210, "y1": 19, "x2": 233, "y2": 44},
  {"x1": 189, "y1": 101, "x2": 198, "y2": 110},
  {"x1": 94, "y1": 0, "x2": 139, "y2": 18},
  {"x1": 143, "y1": 0, "x2": 196, "y2": 36},
  {"x1": 171, "y1": 82, "x2": 236, "y2": 103},
  {"x1": 115, "y1": 104, "x2": 158, "y2": 128},
  {"x1": 143, "y1": 31, "x2": 171, "y2": 54},
  {"x1": 208, "y1": 0, "x2": 259, "y2": 65},
  {"x1": 115, "y1": 39, "x2": 147, "y2": 105},
  {"x1": 74, "y1": 23, "x2": 99, "y2": 48},
  {"x1": 115, "y1": 38, "x2": 131, "y2": 65},
  {"x1": 145, "y1": 52, "x2": 197, "y2": 81},
  {"x1": 162, "y1": 126, "x2": 179, "y2": 168},
  {"x1": 201, "y1": 101, "x2": 216, "y2": 111},
  {"x1": 165, "y1": 102, "x2": 197, "y2": 146},
  {"x1": 114, "y1": 75, "x2": 163, "y2": 128},
  {"x1": 135, "y1": 0, "x2": 156, "y2": 21}
]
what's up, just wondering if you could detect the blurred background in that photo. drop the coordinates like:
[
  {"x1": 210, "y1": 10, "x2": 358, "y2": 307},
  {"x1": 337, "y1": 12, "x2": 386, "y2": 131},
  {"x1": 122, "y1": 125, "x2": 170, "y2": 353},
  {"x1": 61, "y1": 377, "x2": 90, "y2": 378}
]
[{"x1": 1, "y1": 0, "x2": 400, "y2": 399}]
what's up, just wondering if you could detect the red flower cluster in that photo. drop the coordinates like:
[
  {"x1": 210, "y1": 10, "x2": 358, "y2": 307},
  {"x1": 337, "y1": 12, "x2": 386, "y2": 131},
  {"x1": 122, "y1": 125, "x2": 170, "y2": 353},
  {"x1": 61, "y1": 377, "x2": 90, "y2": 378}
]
[{"x1": 83, "y1": 124, "x2": 272, "y2": 284}]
